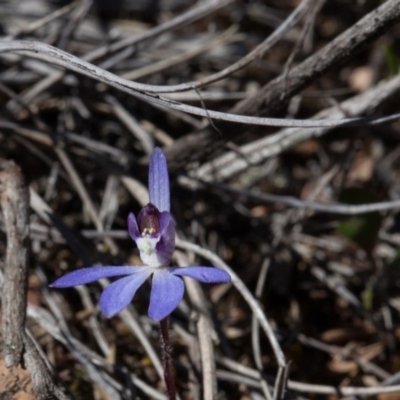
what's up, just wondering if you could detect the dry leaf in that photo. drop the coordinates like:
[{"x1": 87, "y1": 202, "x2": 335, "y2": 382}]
[{"x1": 0, "y1": 358, "x2": 35, "y2": 399}]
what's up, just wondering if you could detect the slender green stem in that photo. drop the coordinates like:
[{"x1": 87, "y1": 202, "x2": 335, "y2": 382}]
[{"x1": 159, "y1": 317, "x2": 176, "y2": 400}]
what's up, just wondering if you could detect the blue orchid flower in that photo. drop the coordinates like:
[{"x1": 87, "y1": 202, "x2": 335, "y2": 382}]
[{"x1": 50, "y1": 148, "x2": 230, "y2": 321}]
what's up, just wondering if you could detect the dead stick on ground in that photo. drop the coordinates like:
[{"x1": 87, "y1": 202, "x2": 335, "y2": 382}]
[
  {"x1": 0, "y1": 159, "x2": 29, "y2": 367},
  {"x1": 233, "y1": 0, "x2": 400, "y2": 116},
  {"x1": 165, "y1": 0, "x2": 400, "y2": 170},
  {"x1": 0, "y1": 159, "x2": 70, "y2": 399}
]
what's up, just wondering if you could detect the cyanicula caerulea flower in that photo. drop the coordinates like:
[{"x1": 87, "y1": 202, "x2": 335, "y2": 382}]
[{"x1": 50, "y1": 148, "x2": 231, "y2": 321}]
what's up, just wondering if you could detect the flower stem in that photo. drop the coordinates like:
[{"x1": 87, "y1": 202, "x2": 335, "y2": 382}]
[{"x1": 159, "y1": 317, "x2": 176, "y2": 400}]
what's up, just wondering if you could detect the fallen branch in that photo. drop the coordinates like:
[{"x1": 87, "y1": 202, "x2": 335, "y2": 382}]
[
  {"x1": 0, "y1": 159, "x2": 29, "y2": 367},
  {"x1": 0, "y1": 159, "x2": 69, "y2": 399}
]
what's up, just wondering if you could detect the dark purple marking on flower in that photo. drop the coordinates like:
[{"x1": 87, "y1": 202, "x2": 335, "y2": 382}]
[{"x1": 137, "y1": 203, "x2": 160, "y2": 236}]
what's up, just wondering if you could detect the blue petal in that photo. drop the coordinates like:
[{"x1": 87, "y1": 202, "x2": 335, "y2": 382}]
[
  {"x1": 127, "y1": 212, "x2": 140, "y2": 240},
  {"x1": 50, "y1": 266, "x2": 141, "y2": 288},
  {"x1": 148, "y1": 270, "x2": 183, "y2": 321},
  {"x1": 99, "y1": 269, "x2": 152, "y2": 317},
  {"x1": 168, "y1": 267, "x2": 231, "y2": 283},
  {"x1": 156, "y1": 211, "x2": 175, "y2": 265},
  {"x1": 149, "y1": 148, "x2": 170, "y2": 212}
]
